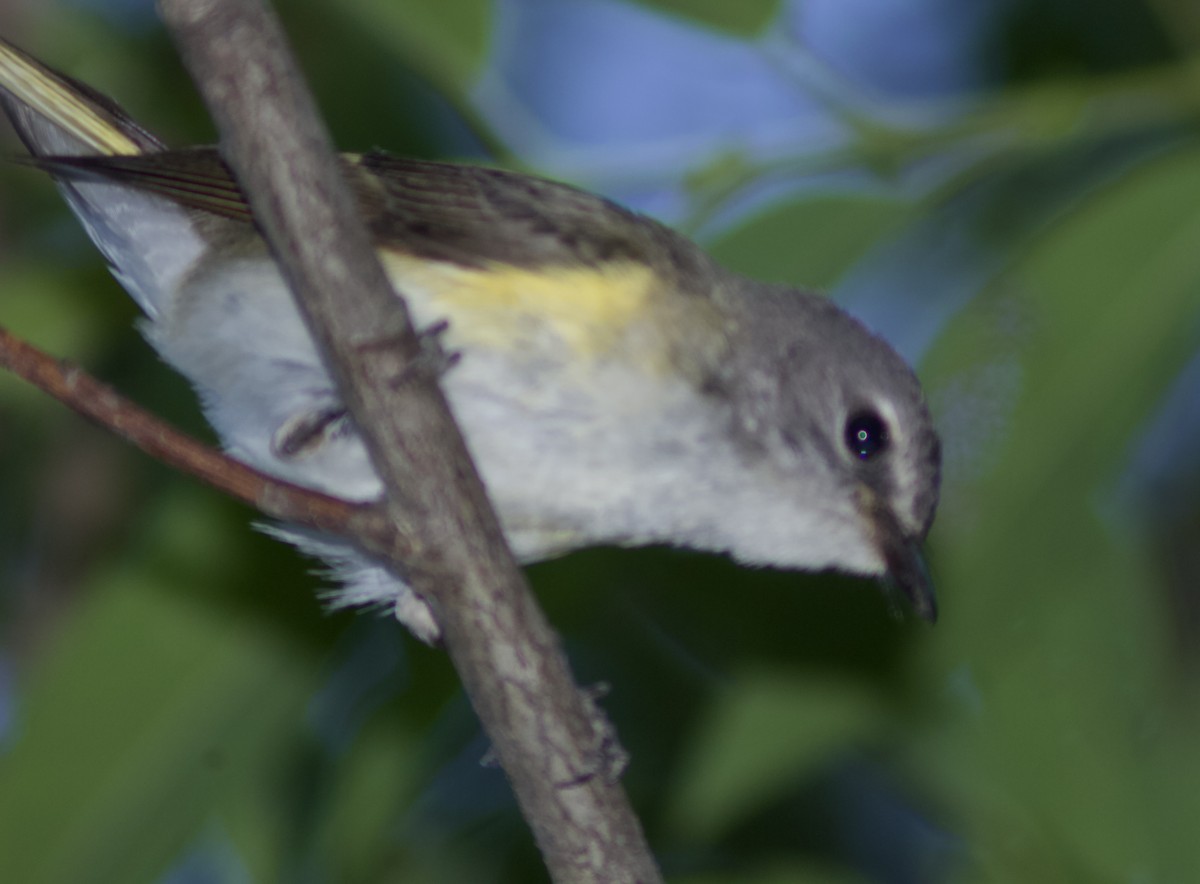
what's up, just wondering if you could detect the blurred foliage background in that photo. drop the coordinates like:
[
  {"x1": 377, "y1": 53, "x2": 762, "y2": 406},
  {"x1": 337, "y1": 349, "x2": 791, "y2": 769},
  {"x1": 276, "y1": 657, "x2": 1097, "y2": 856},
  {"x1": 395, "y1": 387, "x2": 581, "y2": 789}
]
[{"x1": 0, "y1": 0, "x2": 1198, "y2": 882}]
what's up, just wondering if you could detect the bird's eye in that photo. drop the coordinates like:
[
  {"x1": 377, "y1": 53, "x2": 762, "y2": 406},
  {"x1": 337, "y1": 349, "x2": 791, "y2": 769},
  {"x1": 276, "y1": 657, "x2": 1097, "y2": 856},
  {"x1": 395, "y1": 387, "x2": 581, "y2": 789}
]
[{"x1": 845, "y1": 410, "x2": 889, "y2": 460}]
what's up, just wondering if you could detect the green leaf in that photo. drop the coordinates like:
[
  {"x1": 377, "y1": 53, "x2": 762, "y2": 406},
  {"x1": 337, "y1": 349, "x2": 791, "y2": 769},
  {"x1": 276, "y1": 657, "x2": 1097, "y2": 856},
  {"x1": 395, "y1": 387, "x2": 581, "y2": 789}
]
[
  {"x1": 665, "y1": 670, "x2": 885, "y2": 842},
  {"x1": 0, "y1": 490, "x2": 320, "y2": 884},
  {"x1": 674, "y1": 860, "x2": 870, "y2": 884},
  {"x1": 338, "y1": 0, "x2": 491, "y2": 97},
  {"x1": 917, "y1": 144, "x2": 1200, "y2": 880},
  {"x1": 632, "y1": 0, "x2": 782, "y2": 37},
  {"x1": 707, "y1": 193, "x2": 916, "y2": 290}
]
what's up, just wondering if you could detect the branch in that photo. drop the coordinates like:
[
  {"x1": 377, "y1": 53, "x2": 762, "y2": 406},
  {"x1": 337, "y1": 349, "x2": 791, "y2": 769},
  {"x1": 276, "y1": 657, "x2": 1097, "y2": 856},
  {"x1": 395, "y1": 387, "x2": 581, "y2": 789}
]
[
  {"x1": 0, "y1": 326, "x2": 402, "y2": 549},
  {"x1": 154, "y1": 2, "x2": 662, "y2": 881}
]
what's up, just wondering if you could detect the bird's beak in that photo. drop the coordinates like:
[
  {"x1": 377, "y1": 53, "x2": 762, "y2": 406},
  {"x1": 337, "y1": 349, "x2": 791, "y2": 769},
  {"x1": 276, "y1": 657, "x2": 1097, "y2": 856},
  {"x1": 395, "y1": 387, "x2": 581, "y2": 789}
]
[
  {"x1": 880, "y1": 527, "x2": 937, "y2": 623},
  {"x1": 860, "y1": 488, "x2": 937, "y2": 623}
]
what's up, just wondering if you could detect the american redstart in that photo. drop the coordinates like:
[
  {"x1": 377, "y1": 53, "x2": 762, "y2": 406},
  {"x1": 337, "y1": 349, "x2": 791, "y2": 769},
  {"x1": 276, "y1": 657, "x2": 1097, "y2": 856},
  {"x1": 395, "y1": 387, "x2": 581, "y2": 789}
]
[{"x1": 0, "y1": 37, "x2": 940, "y2": 642}]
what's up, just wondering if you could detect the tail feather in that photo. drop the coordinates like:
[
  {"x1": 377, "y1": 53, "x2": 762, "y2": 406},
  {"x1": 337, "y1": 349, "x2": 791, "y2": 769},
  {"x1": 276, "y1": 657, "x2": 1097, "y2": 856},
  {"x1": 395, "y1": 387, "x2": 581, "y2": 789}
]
[
  {"x1": 0, "y1": 38, "x2": 162, "y2": 156},
  {"x1": 0, "y1": 38, "x2": 209, "y2": 318}
]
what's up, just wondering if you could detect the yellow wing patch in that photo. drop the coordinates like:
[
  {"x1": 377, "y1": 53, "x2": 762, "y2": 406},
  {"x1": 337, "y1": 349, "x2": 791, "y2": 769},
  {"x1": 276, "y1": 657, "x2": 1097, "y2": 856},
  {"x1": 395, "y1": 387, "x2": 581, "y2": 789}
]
[
  {"x1": 0, "y1": 41, "x2": 142, "y2": 156},
  {"x1": 382, "y1": 252, "x2": 658, "y2": 361}
]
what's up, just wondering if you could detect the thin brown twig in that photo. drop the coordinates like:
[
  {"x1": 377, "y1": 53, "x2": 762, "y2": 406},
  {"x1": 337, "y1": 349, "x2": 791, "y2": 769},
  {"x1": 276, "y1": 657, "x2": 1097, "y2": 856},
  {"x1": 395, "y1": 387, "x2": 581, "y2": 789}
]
[{"x1": 0, "y1": 325, "x2": 397, "y2": 550}]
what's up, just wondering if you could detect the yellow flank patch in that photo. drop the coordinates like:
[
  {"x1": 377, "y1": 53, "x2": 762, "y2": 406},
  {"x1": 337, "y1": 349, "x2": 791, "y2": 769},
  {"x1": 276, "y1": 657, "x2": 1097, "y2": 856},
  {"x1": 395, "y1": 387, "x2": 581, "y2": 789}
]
[
  {"x1": 381, "y1": 252, "x2": 658, "y2": 359},
  {"x1": 0, "y1": 43, "x2": 141, "y2": 155}
]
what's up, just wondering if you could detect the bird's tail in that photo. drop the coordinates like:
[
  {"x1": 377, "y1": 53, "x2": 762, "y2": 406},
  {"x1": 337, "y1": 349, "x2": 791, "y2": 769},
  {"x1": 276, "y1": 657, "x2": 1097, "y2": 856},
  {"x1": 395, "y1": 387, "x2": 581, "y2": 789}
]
[
  {"x1": 0, "y1": 37, "x2": 208, "y2": 318},
  {"x1": 0, "y1": 38, "x2": 162, "y2": 156}
]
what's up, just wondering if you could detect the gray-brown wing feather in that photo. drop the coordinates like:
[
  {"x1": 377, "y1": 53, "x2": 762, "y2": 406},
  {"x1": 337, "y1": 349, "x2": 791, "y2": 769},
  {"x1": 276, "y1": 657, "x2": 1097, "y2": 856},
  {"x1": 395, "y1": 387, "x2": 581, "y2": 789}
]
[{"x1": 34, "y1": 149, "x2": 712, "y2": 283}]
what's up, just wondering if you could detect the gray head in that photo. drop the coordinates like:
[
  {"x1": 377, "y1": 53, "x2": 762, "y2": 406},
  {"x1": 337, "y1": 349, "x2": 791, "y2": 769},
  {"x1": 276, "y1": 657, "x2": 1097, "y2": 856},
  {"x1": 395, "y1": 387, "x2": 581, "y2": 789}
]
[{"x1": 713, "y1": 280, "x2": 942, "y2": 620}]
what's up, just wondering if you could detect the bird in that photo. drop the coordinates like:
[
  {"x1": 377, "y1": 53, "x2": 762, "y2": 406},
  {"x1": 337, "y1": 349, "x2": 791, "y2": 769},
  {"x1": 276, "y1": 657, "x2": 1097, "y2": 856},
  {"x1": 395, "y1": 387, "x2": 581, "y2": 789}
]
[{"x1": 0, "y1": 36, "x2": 941, "y2": 643}]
